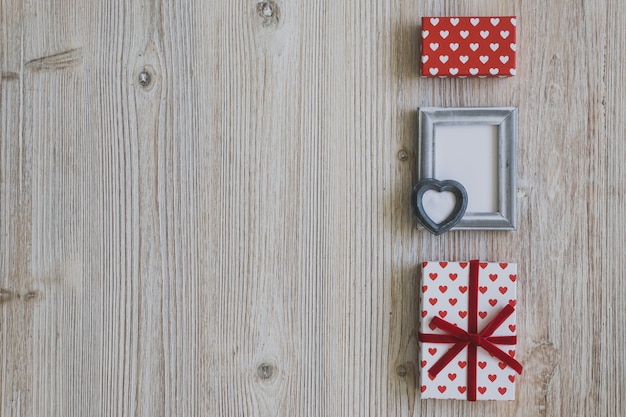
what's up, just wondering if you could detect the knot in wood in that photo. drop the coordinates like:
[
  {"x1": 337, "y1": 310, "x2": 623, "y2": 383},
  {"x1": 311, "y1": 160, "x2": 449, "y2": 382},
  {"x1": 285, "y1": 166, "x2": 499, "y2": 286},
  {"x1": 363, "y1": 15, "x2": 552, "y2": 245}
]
[
  {"x1": 257, "y1": 1, "x2": 280, "y2": 26},
  {"x1": 396, "y1": 365, "x2": 408, "y2": 377},
  {"x1": 261, "y1": 2, "x2": 274, "y2": 17},
  {"x1": 257, "y1": 363, "x2": 274, "y2": 380},
  {"x1": 23, "y1": 290, "x2": 39, "y2": 301},
  {"x1": 0, "y1": 288, "x2": 16, "y2": 303},
  {"x1": 137, "y1": 65, "x2": 157, "y2": 91},
  {"x1": 397, "y1": 149, "x2": 409, "y2": 161},
  {"x1": 138, "y1": 71, "x2": 152, "y2": 87}
]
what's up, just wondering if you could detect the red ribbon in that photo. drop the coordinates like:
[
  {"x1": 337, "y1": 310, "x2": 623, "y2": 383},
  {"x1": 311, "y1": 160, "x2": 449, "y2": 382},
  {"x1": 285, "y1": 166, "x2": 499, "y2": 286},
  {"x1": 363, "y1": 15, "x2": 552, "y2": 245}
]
[{"x1": 418, "y1": 260, "x2": 523, "y2": 401}]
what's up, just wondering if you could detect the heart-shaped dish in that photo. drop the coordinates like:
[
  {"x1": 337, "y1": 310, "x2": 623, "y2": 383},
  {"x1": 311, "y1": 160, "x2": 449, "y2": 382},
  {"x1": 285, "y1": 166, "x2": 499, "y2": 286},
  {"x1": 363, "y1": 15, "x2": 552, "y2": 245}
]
[{"x1": 411, "y1": 179, "x2": 468, "y2": 235}]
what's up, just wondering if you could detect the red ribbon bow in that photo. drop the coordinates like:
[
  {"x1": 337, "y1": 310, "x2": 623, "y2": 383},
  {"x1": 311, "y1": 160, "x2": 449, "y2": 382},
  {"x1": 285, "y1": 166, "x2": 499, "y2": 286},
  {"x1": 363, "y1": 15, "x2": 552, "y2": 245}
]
[{"x1": 418, "y1": 260, "x2": 523, "y2": 401}]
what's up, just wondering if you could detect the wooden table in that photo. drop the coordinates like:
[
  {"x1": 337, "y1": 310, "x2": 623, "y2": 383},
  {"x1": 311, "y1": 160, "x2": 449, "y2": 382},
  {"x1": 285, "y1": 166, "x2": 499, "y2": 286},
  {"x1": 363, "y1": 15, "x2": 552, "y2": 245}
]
[{"x1": 1, "y1": 0, "x2": 624, "y2": 415}]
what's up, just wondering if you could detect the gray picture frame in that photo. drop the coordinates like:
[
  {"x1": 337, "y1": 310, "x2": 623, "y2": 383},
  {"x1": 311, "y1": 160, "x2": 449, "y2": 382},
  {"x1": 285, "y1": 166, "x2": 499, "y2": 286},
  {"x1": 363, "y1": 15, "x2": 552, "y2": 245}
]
[{"x1": 418, "y1": 107, "x2": 518, "y2": 230}]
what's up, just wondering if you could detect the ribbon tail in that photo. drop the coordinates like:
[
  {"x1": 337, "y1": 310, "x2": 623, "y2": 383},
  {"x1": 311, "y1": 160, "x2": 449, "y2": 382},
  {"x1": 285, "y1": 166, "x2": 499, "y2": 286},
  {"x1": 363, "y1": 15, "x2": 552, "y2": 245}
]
[
  {"x1": 480, "y1": 338, "x2": 523, "y2": 374},
  {"x1": 480, "y1": 304, "x2": 516, "y2": 337},
  {"x1": 487, "y1": 336, "x2": 517, "y2": 345},
  {"x1": 427, "y1": 342, "x2": 469, "y2": 378},
  {"x1": 467, "y1": 343, "x2": 477, "y2": 401}
]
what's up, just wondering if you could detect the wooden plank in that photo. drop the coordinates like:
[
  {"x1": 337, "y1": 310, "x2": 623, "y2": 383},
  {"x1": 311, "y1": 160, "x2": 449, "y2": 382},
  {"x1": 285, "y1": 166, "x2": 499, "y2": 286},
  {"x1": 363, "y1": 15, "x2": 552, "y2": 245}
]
[
  {"x1": 0, "y1": 2, "x2": 37, "y2": 416},
  {"x1": 0, "y1": 0, "x2": 624, "y2": 416}
]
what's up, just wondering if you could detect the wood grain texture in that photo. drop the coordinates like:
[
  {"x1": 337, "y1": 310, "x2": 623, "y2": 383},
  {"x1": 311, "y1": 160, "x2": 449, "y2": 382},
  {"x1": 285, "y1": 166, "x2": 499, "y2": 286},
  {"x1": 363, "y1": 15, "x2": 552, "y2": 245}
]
[{"x1": 0, "y1": 0, "x2": 624, "y2": 416}]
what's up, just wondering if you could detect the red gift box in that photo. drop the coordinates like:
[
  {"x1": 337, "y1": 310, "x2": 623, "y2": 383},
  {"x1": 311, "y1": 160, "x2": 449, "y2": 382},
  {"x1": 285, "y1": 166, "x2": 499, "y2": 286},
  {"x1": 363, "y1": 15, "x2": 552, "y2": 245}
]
[{"x1": 421, "y1": 16, "x2": 517, "y2": 78}]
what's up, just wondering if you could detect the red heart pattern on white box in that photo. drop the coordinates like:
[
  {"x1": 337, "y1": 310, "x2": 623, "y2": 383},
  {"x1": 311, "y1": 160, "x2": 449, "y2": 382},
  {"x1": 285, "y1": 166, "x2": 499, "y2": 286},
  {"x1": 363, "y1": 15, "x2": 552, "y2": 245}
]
[{"x1": 419, "y1": 261, "x2": 518, "y2": 400}]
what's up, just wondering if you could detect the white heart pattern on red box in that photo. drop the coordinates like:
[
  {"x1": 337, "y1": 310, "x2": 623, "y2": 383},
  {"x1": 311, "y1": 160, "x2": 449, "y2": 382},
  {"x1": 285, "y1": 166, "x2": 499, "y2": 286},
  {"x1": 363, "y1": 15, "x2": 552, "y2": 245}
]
[
  {"x1": 421, "y1": 16, "x2": 517, "y2": 77},
  {"x1": 419, "y1": 261, "x2": 518, "y2": 400}
]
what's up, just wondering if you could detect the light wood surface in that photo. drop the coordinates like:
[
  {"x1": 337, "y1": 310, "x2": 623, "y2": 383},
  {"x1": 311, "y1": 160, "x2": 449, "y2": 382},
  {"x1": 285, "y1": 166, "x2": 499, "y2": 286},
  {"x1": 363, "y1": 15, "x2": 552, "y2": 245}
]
[{"x1": 1, "y1": 0, "x2": 624, "y2": 416}]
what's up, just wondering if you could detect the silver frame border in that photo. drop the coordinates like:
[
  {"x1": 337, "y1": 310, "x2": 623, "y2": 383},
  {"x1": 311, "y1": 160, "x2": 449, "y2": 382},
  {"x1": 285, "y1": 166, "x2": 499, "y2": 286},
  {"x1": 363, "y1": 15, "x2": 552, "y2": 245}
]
[{"x1": 418, "y1": 107, "x2": 518, "y2": 230}]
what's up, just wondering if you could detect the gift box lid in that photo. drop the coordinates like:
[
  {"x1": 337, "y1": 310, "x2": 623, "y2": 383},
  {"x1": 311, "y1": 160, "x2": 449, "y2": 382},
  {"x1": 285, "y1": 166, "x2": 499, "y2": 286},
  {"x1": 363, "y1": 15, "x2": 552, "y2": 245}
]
[{"x1": 421, "y1": 16, "x2": 517, "y2": 78}]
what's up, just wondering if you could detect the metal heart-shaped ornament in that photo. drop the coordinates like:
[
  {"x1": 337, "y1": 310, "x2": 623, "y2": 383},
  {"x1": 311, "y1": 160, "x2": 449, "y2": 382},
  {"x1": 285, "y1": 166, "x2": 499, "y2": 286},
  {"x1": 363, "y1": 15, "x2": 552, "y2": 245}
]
[{"x1": 411, "y1": 179, "x2": 468, "y2": 235}]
